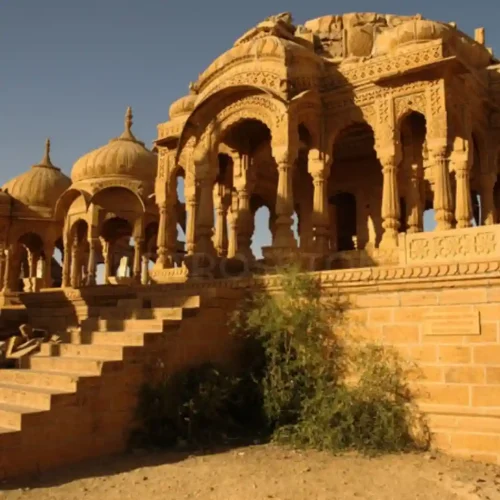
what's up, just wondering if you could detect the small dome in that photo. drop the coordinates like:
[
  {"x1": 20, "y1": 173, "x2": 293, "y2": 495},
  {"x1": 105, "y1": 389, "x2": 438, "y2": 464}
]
[
  {"x1": 71, "y1": 107, "x2": 157, "y2": 184},
  {"x1": 169, "y1": 94, "x2": 197, "y2": 120},
  {"x1": 2, "y1": 139, "x2": 71, "y2": 210}
]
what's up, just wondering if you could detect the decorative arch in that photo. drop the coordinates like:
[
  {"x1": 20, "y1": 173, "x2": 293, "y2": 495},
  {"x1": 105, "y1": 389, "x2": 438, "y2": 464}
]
[
  {"x1": 394, "y1": 93, "x2": 427, "y2": 130},
  {"x1": 326, "y1": 111, "x2": 376, "y2": 156},
  {"x1": 55, "y1": 188, "x2": 91, "y2": 221},
  {"x1": 18, "y1": 232, "x2": 44, "y2": 252},
  {"x1": 176, "y1": 86, "x2": 287, "y2": 165},
  {"x1": 88, "y1": 185, "x2": 146, "y2": 214},
  {"x1": 69, "y1": 218, "x2": 89, "y2": 241}
]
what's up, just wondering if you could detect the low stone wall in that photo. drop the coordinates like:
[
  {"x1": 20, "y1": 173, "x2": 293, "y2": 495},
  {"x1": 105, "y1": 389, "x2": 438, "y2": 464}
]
[
  {"x1": 13, "y1": 255, "x2": 500, "y2": 465},
  {"x1": 345, "y1": 283, "x2": 500, "y2": 464}
]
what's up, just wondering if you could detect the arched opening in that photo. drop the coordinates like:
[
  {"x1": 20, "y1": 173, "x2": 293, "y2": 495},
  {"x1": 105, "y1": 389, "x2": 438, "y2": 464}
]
[
  {"x1": 68, "y1": 219, "x2": 89, "y2": 288},
  {"x1": 294, "y1": 124, "x2": 314, "y2": 251},
  {"x1": 399, "y1": 112, "x2": 427, "y2": 233},
  {"x1": 100, "y1": 217, "x2": 133, "y2": 281},
  {"x1": 250, "y1": 195, "x2": 273, "y2": 260},
  {"x1": 51, "y1": 238, "x2": 64, "y2": 288},
  {"x1": 329, "y1": 122, "x2": 381, "y2": 251},
  {"x1": 219, "y1": 118, "x2": 274, "y2": 262},
  {"x1": 16, "y1": 232, "x2": 44, "y2": 290},
  {"x1": 329, "y1": 192, "x2": 357, "y2": 251}
]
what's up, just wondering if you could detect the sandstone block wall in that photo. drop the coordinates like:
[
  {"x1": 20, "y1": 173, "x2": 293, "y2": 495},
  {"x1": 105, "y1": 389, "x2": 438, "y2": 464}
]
[{"x1": 345, "y1": 284, "x2": 500, "y2": 464}]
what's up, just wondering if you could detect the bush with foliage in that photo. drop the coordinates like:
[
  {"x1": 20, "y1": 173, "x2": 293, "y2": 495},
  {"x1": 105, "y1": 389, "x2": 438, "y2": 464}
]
[
  {"x1": 132, "y1": 265, "x2": 429, "y2": 455},
  {"x1": 129, "y1": 362, "x2": 263, "y2": 449}
]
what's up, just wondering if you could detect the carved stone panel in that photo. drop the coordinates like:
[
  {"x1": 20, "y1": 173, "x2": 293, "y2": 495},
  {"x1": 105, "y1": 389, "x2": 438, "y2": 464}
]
[{"x1": 402, "y1": 225, "x2": 500, "y2": 265}]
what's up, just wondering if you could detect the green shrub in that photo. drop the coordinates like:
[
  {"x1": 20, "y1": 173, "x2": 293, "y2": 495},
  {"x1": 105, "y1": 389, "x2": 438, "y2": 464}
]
[
  {"x1": 129, "y1": 362, "x2": 263, "y2": 449},
  {"x1": 132, "y1": 265, "x2": 429, "y2": 455},
  {"x1": 231, "y1": 265, "x2": 428, "y2": 455}
]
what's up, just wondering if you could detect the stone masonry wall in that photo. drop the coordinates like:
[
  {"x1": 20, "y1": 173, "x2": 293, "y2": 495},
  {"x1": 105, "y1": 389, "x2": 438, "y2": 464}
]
[{"x1": 343, "y1": 283, "x2": 500, "y2": 464}]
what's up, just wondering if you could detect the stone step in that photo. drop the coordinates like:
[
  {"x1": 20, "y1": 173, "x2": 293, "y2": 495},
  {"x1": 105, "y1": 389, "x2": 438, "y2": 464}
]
[
  {"x1": 76, "y1": 330, "x2": 166, "y2": 347},
  {"x1": 80, "y1": 317, "x2": 174, "y2": 333},
  {"x1": 149, "y1": 295, "x2": 201, "y2": 310},
  {"x1": 0, "y1": 382, "x2": 74, "y2": 410},
  {"x1": 29, "y1": 356, "x2": 122, "y2": 376},
  {"x1": 39, "y1": 343, "x2": 125, "y2": 360},
  {"x1": 0, "y1": 426, "x2": 18, "y2": 435},
  {"x1": 97, "y1": 306, "x2": 185, "y2": 322},
  {"x1": 0, "y1": 403, "x2": 43, "y2": 430},
  {"x1": 0, "y1": 369, "x2": 86, "y2": 392}
]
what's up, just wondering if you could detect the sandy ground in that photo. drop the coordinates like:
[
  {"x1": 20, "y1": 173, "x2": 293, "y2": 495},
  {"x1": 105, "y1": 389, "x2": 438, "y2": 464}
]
[{"x1": 1, "y1": 445, "x2": 500, "y2": 500}]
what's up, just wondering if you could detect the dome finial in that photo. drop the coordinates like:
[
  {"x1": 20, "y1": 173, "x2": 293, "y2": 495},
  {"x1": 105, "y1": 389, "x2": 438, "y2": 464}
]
[
  {"x1": 118, "y1": 106, "x2": 137, "y2": 141},
  {"x1": 125, "y1": 106, "x2": 133, "y2": 133},
  {"x1": 40, "y1": 138, "x2": 54, "y2": 167}
]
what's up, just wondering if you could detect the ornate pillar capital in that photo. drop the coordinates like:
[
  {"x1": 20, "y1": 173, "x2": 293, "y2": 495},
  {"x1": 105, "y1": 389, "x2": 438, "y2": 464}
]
[
  {"x1": 272, "y1": 145, "x2": 297, "y2": 167},
  {"x1": 308, "y1": 150, "x2": 331, "y2": 179}
]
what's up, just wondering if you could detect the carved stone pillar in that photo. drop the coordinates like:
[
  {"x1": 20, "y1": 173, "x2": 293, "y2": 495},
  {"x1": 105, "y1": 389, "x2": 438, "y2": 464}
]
[
  {"x1": 86, "y1": 238, "x2": 98, "y2": 286},
  {"x1": 430, "y1": 145, "x2": 454, "y2": 230},
  {"x1": 2, "y1": 245, "x2": 12, "y2": 292},
  {"x1": 27, "y1": 250, "x2": 36, "y2": 278},
  {"x1": 308, "y1": 153, "x2": 331, "y2": 254},
  {"x1": 133, "y1": 238, "x2": 143, "y2": 282},
  {"x1": 227, "y1": 191, "x2": 239, "y2": 259},
  {"x1": 453, "y1": 155, "x2": 473, "y2": 229},
  {"x1": 156, "y1": 201, "x2": 169, "y2": 267},
  {"x1": 480, "y1": 172, "x2": 497, "y2": 225},
  {"x1": 404, "y1": 147, "x2": 423, "y2": 233},
  {"x1": 185, "y1": 186, "x2": 197, "y2": 256},
  {"x1": 272, "y1": 148, "x2": 297, "y2": 248},
  {"x1": 62, "y1": 235, "x2": 71, "y2": 288},
  {"x1": 141, "y1": 254, "x2": 149, "y2": 285},
  {"x1": 102, "y1": 240, "x2": 112, "y2": 284},
  {"x1": 195, "y1": 170, "x2": 216, "y2": 256},
  {"x1": 213, "y1": 183, "x2": 229, "y2": 258},
  {"x1": 378, "y1": 151, "x2": 400, "y2": 248},
  {"x1": 235, "y1": 186, "x2": 253, "y2": 261},
  {"x1": 70, "y1": 236, "x2": 80, "y2": 288},
  {"x1": 43, "y1": 244, "x2": 54, "y2": 288}
]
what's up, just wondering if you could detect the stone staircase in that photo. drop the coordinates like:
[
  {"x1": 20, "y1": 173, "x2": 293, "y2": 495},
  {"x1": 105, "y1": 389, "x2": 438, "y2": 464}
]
[{"x1": 0, "y1": 294, "x2": 200, "y2": 481}]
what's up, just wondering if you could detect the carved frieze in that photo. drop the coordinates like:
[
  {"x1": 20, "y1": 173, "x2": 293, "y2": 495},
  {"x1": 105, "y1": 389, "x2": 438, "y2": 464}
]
[
  {"x1": 404, "y1": 226, "x2": 499, "y2": 265},
  {"x1": 321, "y1": 42, "x2": 443, "y2": 91},
  {"x1": 157, "y1": 120, "x2": 186, "y2": 142},
  {"x1": 197, "y1": 71, "x2": 283, "y2": 103}
]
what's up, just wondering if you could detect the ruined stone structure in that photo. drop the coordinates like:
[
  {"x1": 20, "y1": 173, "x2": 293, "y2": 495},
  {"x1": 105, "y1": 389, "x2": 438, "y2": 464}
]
[{"x1": 1, "y1": 12, "x2": 500, "y2": 478}]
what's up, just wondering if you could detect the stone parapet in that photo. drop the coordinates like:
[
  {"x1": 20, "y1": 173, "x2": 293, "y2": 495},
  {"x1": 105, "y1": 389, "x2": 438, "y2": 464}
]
[{"x1": 399, "y1": 225, "x2": 500, "y2": 266}]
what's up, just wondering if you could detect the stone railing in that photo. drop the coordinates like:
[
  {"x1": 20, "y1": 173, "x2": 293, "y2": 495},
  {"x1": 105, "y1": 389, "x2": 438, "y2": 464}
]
[{"x1": 399, "y1": 224, "x2": 500, "y2": 266}]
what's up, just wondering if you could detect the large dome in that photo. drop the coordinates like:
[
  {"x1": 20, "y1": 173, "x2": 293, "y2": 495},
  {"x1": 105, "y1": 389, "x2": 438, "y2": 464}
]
[
  {"x1": 71, "y1": 107, "x2": 157, "y2": 184},
  {"x1": 2, "y1": 139, "x2": 71, "y2": 210}
]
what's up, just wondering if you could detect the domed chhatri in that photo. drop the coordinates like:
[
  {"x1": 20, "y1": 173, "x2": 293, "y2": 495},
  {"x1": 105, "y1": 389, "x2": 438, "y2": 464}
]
[
  {"x1": 71, "y1": 107, "x2": 157, "y2": 184},
  {"x1": 2, "y1": 139, "x2": 71, "y2": 211}
]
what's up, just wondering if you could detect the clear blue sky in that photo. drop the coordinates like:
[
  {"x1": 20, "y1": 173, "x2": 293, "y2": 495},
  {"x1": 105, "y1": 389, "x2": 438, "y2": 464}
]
[{"x1": 1, "y1": 1, "x2": 498, "y2": 251}]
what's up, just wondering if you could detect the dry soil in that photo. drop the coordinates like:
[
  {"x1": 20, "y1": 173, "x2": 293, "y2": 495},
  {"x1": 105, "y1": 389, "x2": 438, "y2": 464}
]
[{"x1": 1, "y1": 444, "x2": 500, "y2": 500}]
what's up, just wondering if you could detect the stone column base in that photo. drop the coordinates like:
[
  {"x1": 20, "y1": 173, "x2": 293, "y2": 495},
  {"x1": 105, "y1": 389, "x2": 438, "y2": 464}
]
[{"x1": 22, "y1": 277, "x2": 43, "y2": 293}]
